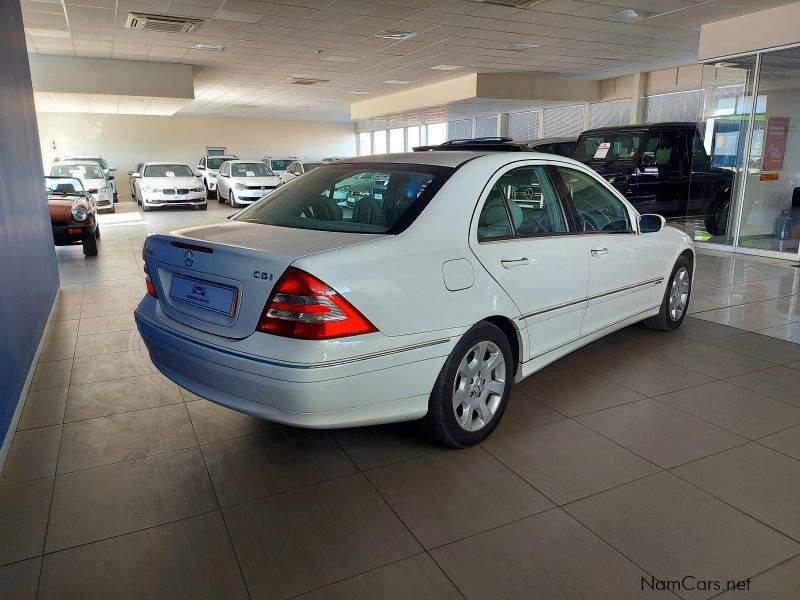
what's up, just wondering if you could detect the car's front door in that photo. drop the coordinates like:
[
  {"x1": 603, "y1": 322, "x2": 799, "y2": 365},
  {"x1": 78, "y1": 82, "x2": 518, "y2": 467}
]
[
  {"x1": 469, "y1": 163, "x2": 589, "y2": 360},
  {"x1": 635, "y1": 129, "x2": 689, "y2": 218},
  {"x1": 553, "y1": 165, "x2": 660, "y2": 335},
  {"x1": 217, "y1": 162, "x2": 229, "y2": 198}
]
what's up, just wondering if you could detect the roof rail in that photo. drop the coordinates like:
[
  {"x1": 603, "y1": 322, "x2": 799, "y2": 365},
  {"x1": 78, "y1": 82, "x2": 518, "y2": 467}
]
[{"x1": 413, "y1": 137, "x2": 524, "y2": 152}]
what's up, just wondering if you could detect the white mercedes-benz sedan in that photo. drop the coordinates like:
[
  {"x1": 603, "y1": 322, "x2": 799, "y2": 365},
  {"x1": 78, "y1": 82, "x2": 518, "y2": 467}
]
[
  {"x1": 135, "y1": 152, "x2": 694, "y2": 447},
  {"x1": 216, "y1": 160, "x2": 282, "y2": 208}
]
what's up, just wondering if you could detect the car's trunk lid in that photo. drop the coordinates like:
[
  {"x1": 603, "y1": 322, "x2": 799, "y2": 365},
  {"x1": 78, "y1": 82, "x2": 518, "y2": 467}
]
[{"x1": 144, "y1": 222, "x2": 384, "y2": 339}]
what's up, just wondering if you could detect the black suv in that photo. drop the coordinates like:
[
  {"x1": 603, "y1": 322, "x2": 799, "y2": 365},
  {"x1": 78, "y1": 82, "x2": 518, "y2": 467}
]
[{"x1": 570, "y1": 122, "x2": 733, "y2": 235}]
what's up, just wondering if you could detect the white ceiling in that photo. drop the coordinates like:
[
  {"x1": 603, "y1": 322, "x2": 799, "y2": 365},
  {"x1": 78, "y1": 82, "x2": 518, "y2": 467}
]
[
  {"x1": 22, "y1": 0, "x2": 798, "y2": 122},
  {"x1": 33, "y1": 91, "x2": 192, "y2": 114}
]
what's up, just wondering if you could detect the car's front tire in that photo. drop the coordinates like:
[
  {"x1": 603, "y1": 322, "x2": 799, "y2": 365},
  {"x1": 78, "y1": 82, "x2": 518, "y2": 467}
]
[
  {"x1": 197, "y1": 203, "x2": 207, "y2": 211},
  {"x1": 425, "y1": 321, "x2": 513, "y2": 448},
  {"x1": 643, "y1": 255, "x2": 693, "y2": 331},
  {"x1": 205, "y1": 181, "x2": 217, "y2": 199},
  {"x1": 82, "y1": 232, "x2": 98, "y2": 256}
]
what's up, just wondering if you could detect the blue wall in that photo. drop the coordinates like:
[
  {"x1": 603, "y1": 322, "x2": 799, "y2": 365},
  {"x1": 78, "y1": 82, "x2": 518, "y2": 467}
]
[{"x1": 0, "y1": 1, "x2": 60, "y2": 450}]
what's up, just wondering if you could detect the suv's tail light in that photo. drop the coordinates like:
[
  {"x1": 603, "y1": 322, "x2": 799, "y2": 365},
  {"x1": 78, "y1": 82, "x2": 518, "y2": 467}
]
[{"x1": 257, "y1": 267, "x2": 377, "y2": 340}]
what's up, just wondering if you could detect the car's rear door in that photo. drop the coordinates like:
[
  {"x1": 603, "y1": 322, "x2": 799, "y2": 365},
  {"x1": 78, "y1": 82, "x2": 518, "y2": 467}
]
[
  {"x1": 552, "y1": 165, "x2": 660, "y2": 335},
  {"x1": 469, "y1": 162, "x2": 589, "y2": 360}
]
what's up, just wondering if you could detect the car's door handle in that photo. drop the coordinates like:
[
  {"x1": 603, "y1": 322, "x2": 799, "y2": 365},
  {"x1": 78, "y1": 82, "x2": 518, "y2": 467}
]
[
  {"x1": 501, "y1": 256, "x2": 529, "y2": 269},
  {"x1": 590, "y1": 247, "x2": 609, "y2": 257}
]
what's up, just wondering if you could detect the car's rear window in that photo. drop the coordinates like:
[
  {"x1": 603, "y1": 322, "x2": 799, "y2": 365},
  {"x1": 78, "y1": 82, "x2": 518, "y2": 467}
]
[{"x1": 235, "y1": 163, "x2": 454, "y2": 234}]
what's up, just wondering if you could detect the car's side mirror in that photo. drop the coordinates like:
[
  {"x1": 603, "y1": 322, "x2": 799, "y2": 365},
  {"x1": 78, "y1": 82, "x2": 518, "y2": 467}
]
[
  {"x1": 109, "y1": 166, "x2": 116, "y2": 172},
  {"x1": 197, "y1": 166, "x2": 205, "y2": 170},
  {"x1": 88, "y1": 188, "x2": 98, "y2": 194},
  {"x1": 639, "y1": 214, "x2": 665, "y2": 233},
  {"x1": 131, "y1": 173, "x2": 141, "y2": 179}
]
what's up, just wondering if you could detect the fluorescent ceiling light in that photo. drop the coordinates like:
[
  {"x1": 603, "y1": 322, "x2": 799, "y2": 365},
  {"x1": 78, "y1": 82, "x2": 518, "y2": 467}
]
[
  {"x1": 604, "y1": 8, "x2": 655, "y2": 23},
  {"x1": 374, "y1": 30, "x2": 418, "y2": 41},
  {"x1": 507, "y1": 42, "x2": 540, "y2": 51},
  {"x1": 192, "y1": 43, "x2": 228, "y2": 51},
  {"x1": 383, "y1": 80, "x2": 411, "y2": 85},
  {"x1": 215, "y1": 9, "x2": 262, "y2": 23},
  {"x1": 430, "y1": 64, "x2": 463, "y2": 71},
  {"x1": 348, "y1": 91, "x2": 370, "y2": 94}
]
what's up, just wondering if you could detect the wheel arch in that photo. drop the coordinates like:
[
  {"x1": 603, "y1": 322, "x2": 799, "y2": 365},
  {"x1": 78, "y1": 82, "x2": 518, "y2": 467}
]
[{"x1": 482, "y1": 315, "x2": 522, "y2": 377}]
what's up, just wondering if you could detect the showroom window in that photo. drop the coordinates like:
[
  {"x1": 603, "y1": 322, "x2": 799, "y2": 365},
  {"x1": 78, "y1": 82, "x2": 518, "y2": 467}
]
[
  {"x1": 358, "y1": 132, "x2": 372, "y2": 156},
  {"x1": 373, "y1": 130, "x2": 387, "y2": 154},
  {"x1": 644, "y1": 90, "x2": 705, "y2": 123},
  {"x1": 389, "y1": 128, "x2": 404, "y2": 153},
  {"x1": 508, "y1": 110, "x2": 540, "y2": 141},
  {"x1": 407, "y1": 126, "x2": 420, "y2": 150},
  {"x1": 427, "y1": 122, "x2": 447, "y2": 145},
  {"x1": 543, "y1": 105, "x2": 585, "y2": 138},
  {"x1": 588, "y1": 99, "x2": 631, "y2": 129}
]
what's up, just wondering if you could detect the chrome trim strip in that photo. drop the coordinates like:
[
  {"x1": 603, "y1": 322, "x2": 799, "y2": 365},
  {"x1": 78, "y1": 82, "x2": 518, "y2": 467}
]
[
  {"x1": 517, "y1": 277, "x2": 664, "y2": 321},
  {"x1": 301, "y1": 338, "x2": 452, "y2": 369}
]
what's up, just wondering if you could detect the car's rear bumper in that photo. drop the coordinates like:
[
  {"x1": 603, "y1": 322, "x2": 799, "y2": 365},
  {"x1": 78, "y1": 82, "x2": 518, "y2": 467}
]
[
  {"x1": 135, "y1": 306, "x2": 446, "y2": 428},
  {"x1": 52, "y1": 223, "x2": 95, "y2": 245}
]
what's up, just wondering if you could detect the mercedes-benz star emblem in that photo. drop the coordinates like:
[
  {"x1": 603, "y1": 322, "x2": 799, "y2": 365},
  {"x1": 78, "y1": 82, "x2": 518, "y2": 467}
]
[{"x1": 184, "y1": 250, "x2": 194, "y2": 267}]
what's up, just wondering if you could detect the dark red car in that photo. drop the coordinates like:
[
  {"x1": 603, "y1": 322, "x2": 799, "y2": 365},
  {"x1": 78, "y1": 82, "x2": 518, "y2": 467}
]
[{"x1": 46, "y1": 176, "x2": 99, "y2": 256}]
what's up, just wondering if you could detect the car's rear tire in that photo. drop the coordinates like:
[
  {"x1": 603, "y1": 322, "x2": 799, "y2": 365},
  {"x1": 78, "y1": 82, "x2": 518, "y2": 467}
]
[
  {"x1": 704, "y1": 191, "x2": 730, "y2": 236},
  {"x1": 425, "y1": 321, "x2": 513, "y2": 448},
  {"x1": 643, "y1": 255, "x2": 693, "y2": 331},
  {"x1": 82, "y1": 233, "x2": 98, "y2": 256}
]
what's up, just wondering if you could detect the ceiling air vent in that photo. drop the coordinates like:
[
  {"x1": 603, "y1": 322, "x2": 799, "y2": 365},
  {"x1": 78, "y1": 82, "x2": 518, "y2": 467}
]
[
  {"x1": 289, "y1": 77, "x2": 330, "y2": 85},
  {"x1": 481, "y1": 0, "x2": 547, "y2": 7},
  {"x1": 125, "y1": 12, "x2": 202, "y2": 34}
]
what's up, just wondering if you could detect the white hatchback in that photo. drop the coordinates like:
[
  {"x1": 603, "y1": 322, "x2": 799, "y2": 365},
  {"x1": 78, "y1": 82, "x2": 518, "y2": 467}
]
[
  {"x1": 216, "y1": 160, "x2": 282, "y2": 208},
  {"x1": 136, "y1": 152, "x2": 694, "y2": 447}
]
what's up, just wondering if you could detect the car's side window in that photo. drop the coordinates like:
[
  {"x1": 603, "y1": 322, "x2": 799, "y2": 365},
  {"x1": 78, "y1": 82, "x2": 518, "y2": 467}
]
[
  {"x1": 555, "y1": 167, "x2": 632, "y2": 233},
  {"x1": 220, "y1": 163, "x2": 228, "y2": 176},
  {"x1": 477, "y1": 166, "x2": 567, "y2": 241}
]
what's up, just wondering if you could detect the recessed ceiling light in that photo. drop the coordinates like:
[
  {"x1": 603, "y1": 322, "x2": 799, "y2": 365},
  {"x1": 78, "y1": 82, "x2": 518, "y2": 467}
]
[
  {"x1": 507, "y1": 42, "x2": 540, "y2": 51},
  {"x1": 191, "y1": 43, "x2": 228, "y2": 51},
  {"x1": 323, "y1": 55, "x2": 359, "y2": 63},
  {"x1": 348, "y1": 91, "x2": 370, "y2": 94},
  {"x1": 383, "y1": 80, "x2": 411, "y2": 85},
  {"x1": 604, "y1": 8, "x2": 655, "y2": 23},
  {"x1": 374, "y1": 30, "x2": 418, "y2": 41},
  {"x1": 430, "y1": 64, "x2": 463, "y2": 71}
]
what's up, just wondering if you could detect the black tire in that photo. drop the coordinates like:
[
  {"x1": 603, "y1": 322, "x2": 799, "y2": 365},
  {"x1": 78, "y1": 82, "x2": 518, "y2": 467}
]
[
  {"x1": 113, "y1": 192, "x2": 118, "y2": 202},
  {"x1": 82, "y1": 233, "x2": 98, "y2": 256},
  {"x1": 198, "y1": 203, "x2": 207, "y2": 211},
  {"x1": 425, "y1": 321, "x2": 513, "y2": 448},
  {"x1": 643, "y1": 255, "x2": 693, "y2": 332},
  {"x1": 143, "y1": 204, "x2": 151, "y2": 212},
  {"x1": 108, "y1": 205, "x2": 115, "y2": 214},
  {"x1": 230, "y1": 193, "x2": 240, "y2": 209},
  {"x1": 95, "y1": 224, "x2": 100, "y2": 239},
  {"x1": 704, "y1": 191, "x2": 730, "y2": 236},
  {"x1": 218, "y1": 190, "x2": 226, "y2": 203},
  {"x1": 206, "y1": 182, "x2": 217, "y2": 199}
]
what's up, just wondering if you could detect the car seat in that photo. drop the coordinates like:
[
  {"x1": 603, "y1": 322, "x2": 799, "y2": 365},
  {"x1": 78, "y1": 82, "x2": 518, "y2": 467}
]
[
  {"x1": 353, "y1": 197, "x2": 385, "y2": 226},
  {"x1": 478, "y1": 192, "x2": 523, "y2": 238},
  {"x1": 307, "y1": 196, "x2": 343, "y2": 221}
]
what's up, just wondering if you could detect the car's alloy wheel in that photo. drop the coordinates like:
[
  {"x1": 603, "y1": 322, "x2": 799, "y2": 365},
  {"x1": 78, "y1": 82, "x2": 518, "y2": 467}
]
[
  {"x1": 668, "y1": 267, "x2": 690, "y2": 322},
  {"x1": 426, "y1": 321, "x2": 513, "y2": 447},
  {"x1": 643, "y1": 255, "x2": 693, "y2": 331}
]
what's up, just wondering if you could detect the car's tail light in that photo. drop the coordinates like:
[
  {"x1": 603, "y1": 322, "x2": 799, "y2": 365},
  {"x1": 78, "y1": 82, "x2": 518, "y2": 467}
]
[
  {"x1": 257, "y1": 267, "x2": 377, "y2": 340},
  {"x1": 145, "y1": 276, "x2": 157, "y2": 298}
]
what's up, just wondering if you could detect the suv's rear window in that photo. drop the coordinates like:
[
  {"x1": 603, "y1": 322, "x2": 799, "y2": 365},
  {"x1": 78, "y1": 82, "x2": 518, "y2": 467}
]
[{"x1": 235, "y1": 163, "x2": 454, "y2": 234}]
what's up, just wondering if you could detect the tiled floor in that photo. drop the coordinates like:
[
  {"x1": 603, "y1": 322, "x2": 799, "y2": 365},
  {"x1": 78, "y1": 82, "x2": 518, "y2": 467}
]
[{"x1": 2, "y1": 202, "x2": 800, "y2": 599}]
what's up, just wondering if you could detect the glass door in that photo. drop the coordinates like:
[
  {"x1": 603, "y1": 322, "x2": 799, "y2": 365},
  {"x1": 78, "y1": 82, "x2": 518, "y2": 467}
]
[{"x1": 736, "y1": 48, "x2": 800, "y2": 258}]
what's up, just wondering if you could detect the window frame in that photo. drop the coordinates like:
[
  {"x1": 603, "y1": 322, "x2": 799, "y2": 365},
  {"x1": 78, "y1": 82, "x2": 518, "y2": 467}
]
[
  {"x1": 475, "y1": 162, "x2": 575, "y2": 243},
  {"x1": 549, "y1": 164, "x2": 638, "y2": 235}
]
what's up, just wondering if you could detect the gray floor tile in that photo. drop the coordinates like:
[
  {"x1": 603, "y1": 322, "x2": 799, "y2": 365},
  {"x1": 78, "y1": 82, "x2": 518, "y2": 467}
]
[
  {"x1": 18, "y1": 388, "x2": 67, "y2": 430},
  {"x1": 673, "y1": 444, "x2": 800, "y2": 541},
  {"x1": 760, "y1": 322, "x2": 800, "y2": 344},
  {"x1": 789, "y1": 360, "x2": 800, "y2": 371},
  {"x1": 80, "y1": 298, "x2": 140, "y2": 319},
  {"x1": 38, "y1": 512, "x2": 247, "y2": 600},
  {"x1": 678, "y1": 318, "x2": 748, "y2": 342},
  {"x1": 331, "y1": 422, "x2": 442, "y2": 470},
  {"x1": 565, "y1": 472, "x2": 799, "y2": 600},
  {"x1": 30, "y1": 359, "x2": 73, "y2": 391},
  {"x1": 367, "y1": 447, "x2": 553, "y2": 548},
  {"x1": 484, "y1": 419, "x2": 659, "y2": 504},
  {"x1": 727, "y1": 366, "x2": 800, "y2": 407},
  {"x1": 515, "y1": 365, "x2": 644, "y2": 417},
  {"x1": 39, "y1": 335, "x2": 77, "y2": 362},
  {"x1": 52, "y1": 303, "x2": 81, "y2": 321},
  {"x1": 692, "y1": 307, "x2": 791, "y2": 331},
  {"x1": 657, "y1": 380, "x2": 800, "y2": 440},
  {"x1": 0, "y1": 557, "x2": 41, "y2": 600},
  {"x1": 78, "y1": 313, "x2": 136, "y2": 336},
  {"x1": 65, "y1": 373, "x2": 182, "y2": 422},
  {"x1": 576, "y1": 399, "x2": 745, "y2": 469},
  {"x1": 224, "y1": 474, "x2": 421, "y2": 600},
  {"x1": 0, "y1": 478, "x2": 53, "y2": 565},
  {"x1": 82, "y1": 277, "x2": 145, "y2": 293},
  {"x1": 716, "y1": 555, "x2": 800, "y2": 599},
  {"x1": 56, "y1": 290, "x2": 83, "y2": 306},
  {"x1": 70, "y1": 349, "x2": 155, "y2": 385},
  {"x1": 490, "y1": 388, "x2": 565, "y2": 436},
  {"x1": 0, "y1": 426, "x2": 62, "y2": 485},
  {"x1": 759, "y1": 426, "x2": 800, "y2": 461},
  {"x1": 655, "y1": 341, "x2": 775, "y2": 379},
  {"x1": 46, "y1": 319, "x2": 78, "y2": 340},
  {"x1": 57, "y1": 404, "x2": 196, "y2": 473},
  {"x1": 741, "y1": 299, "x2": 800, "y2": 322},
  {"x1": 46, "y1": 447, "x2": 216, "y2": 552},
  {"x1": 202, "y1": 428, "x2": 357, "y2": 507},
  {"x1": 74, "y1": 329, "x2": 144, "y2": 357},
  {"x1": 432, "y1": 508, "x2": 674, "y2": 600},
  {"x1": 706, "y1": 332, "x2": 800, "y2": 364},
  {"x1": 186, "y1": 399, "x2": 274, "y2": 445},
  {"x1": 294, "y1": 554, "x2": 461, "y2": 600}
]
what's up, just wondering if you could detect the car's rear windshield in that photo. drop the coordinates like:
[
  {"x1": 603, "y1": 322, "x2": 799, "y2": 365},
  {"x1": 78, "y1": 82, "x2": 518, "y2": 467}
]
[
  {"x1": 268, "y1": 159, "x2": 292, "y2": 170},
  {"x1": 144, "y1": 164, "x2": 193, "y2": 177},
  {"x1": 572, "y1": 132, "x2": 645, "y2": 163},
  {"x1": 231, "y1": 163, "x2": 274, "y2": 177},
  {"x1": 235, "y1": 163, "x2": 454, "y2": 234}
]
